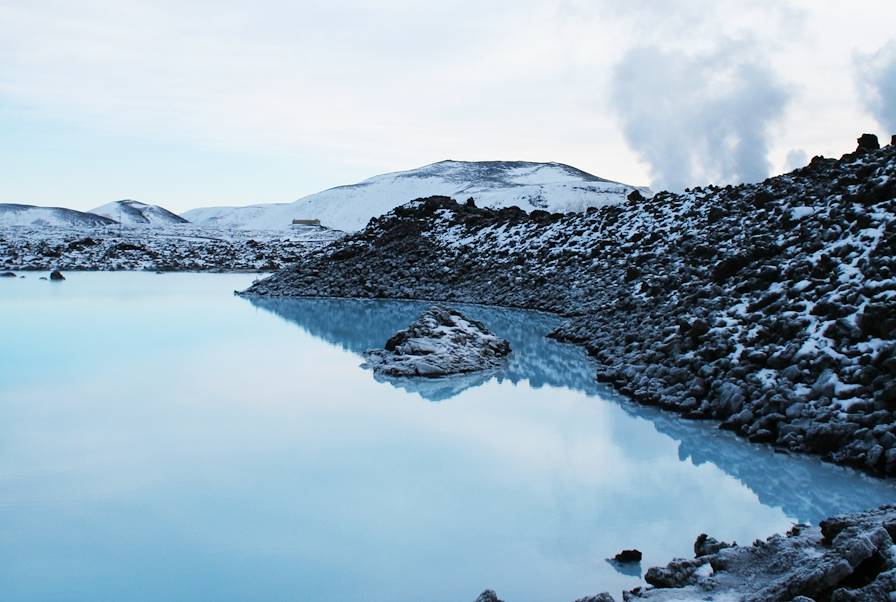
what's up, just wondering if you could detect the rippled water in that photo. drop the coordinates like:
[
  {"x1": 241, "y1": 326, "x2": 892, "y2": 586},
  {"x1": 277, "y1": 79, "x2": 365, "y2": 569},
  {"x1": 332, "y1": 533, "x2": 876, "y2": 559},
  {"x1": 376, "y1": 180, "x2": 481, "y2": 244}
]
[{"x1": 1, "y1": 272, "x2": 893, "y2": 602}]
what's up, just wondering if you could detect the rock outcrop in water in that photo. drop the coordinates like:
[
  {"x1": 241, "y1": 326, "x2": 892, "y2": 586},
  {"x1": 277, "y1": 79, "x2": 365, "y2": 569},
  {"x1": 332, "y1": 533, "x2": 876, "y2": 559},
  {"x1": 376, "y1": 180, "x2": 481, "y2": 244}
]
[
  {"x1": 362, "y1": 306, "x2": 511, "y2": 377},
  {"x1": 243, "y1": 136, "x2": 896, "y2": 475}
]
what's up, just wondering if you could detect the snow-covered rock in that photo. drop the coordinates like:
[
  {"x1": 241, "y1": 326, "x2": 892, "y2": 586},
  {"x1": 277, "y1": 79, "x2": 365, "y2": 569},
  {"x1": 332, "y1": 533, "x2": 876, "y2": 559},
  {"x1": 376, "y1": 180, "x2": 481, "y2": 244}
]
[
  {"x1": 89, "y1": 199, "x2": 189, "y2": 226},
  {"x1": 0, "y1": 203, "x2": 116, "y2": 227},
  {"x1": 362, "y1": 306, "x2": 511, "y2": 377},
  {"x1": 183, "y1": 160, "x2": 648, "y2": 232},
  {"x1": 624, "y1": 505, "x2": 896, "y2": 601}
]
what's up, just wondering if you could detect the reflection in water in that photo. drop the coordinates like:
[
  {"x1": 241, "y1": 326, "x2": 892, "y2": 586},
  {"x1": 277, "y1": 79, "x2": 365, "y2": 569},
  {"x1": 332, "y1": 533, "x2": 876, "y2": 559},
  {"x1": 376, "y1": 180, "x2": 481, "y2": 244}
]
[
  {"x1": 247, "y1": 297, "x2": 597, "y2": 401},
  {"x1": 4, "y1": 275, "x2": 896, "y2": 602},
  {"x1": 606, "y1": 559, "x2": 642, "y2": 578},
  {"x1": 248, "y1": 296, "x2": 896, "y2": 525}
]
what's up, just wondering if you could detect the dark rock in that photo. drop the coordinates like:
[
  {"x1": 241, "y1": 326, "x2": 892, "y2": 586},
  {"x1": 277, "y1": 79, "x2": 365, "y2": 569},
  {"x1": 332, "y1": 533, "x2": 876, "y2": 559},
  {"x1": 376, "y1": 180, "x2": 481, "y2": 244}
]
[
  {"x1": 856, "y1": 133, "x2": 880, "y2": 153},
  {"x1": 0, "y1": 271, "x2": 16, "y2": 278},
  {"x1": 644, "y1": 557, "x2": 707, "y2": 588},
  {"x1": 474, "y1": 590, "x2": 504, "y2": 602},
  {"x1": 627, "y1": 189, "x2": 646, "y2": 203},
  {"x1": 614, "y1": 549, "x2": 642, "y2": 563},
  {"x1": 694, "y1": 533, "x2": 734, "y2": 557},
  {"x1": 49, "y1": 270, "x2": 65, "y2": 281}
]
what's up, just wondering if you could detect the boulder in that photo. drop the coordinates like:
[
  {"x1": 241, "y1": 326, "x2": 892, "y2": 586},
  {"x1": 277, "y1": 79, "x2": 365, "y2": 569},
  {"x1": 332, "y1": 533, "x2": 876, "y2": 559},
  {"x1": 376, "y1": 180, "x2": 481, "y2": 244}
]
[
  {"x1": 49, "y1": 270, "x2": 65, "y2": 281},
  {"x1": 694, "y1": 533, "x2": 734, "y2": 557},
  {"x1": 856, "y1": 133, "x2": 880, "y2": 152},
  {"x1": 614, "y1": 549, "x2": 643, "y2": 563},
  {"x1": 474, "y1": 590, "x2": 504, "y2": 602},
  {"x1": 0, "y1": 271, "x2": 16, "y2": 278},
  {"x1": 363, "y1": 306, "x2": 511, "y2": 377}
]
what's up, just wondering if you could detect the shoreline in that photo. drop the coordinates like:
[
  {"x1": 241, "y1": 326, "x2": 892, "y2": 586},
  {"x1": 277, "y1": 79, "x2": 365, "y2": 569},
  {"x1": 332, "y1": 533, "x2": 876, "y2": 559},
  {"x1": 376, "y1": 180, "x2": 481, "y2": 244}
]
[{"x1": 243, "y1": 142, "x2": 896, "y2": 477}]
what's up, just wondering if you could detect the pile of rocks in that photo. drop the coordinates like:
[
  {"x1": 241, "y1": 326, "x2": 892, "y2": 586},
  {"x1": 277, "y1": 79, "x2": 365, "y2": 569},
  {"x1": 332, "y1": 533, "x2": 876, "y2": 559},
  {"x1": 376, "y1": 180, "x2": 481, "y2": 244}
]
[{"x1": 243, "y1": 135, "x2": 896, "y2": 474}]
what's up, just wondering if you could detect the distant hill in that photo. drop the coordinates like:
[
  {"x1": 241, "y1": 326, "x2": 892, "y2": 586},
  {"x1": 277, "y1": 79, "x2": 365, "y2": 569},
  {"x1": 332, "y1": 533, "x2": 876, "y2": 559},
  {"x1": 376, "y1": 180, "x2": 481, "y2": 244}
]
[
  {"x1": 183, "y1": 160, "x2": 648, "y2": 232},
  {"x1": 89, "y1": 200, "x2": 189, "y2": 226},
  {"x1": 0, "y1": 203, "x2": 117, "y2": 227}
]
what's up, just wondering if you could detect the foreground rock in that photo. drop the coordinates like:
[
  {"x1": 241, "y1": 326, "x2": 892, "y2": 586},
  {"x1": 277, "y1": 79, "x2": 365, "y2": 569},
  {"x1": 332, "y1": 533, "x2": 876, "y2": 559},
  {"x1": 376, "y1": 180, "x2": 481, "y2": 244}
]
[
  {"x1": 0, "y1": 271, "x2": 15, "y2": 277},
  {"x1": 626, "y1": 504, "x2": 896, "y2": 601},
  {"x1": 363, "y1": 306, "x2": 511, "y2": 377},
  {"x1": 49, "y1": 270, "x2": 65, "y2": 280},
  {"x1": 244, "y1": 136, "x2": 896, "y2": 474}
]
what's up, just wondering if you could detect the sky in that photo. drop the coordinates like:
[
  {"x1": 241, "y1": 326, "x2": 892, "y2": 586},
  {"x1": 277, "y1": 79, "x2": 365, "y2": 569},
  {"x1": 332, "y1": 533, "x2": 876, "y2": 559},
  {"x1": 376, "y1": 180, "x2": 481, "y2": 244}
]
[{"x1": 1, "y1": 0, "x2": 895, "y2": 213}]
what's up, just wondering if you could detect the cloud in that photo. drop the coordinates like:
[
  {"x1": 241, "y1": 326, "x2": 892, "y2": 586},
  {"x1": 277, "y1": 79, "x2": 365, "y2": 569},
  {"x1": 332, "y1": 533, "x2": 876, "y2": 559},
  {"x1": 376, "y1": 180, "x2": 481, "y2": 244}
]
[
  {"x1": 856, "y1": 40, "x2": 896, "y2": 134},
  {"x1": 785, "y1": 149, "x2": 809, "y2": 171},
  {"x1": 611, "y1": 43, "x2": 789, "y2": 192}
]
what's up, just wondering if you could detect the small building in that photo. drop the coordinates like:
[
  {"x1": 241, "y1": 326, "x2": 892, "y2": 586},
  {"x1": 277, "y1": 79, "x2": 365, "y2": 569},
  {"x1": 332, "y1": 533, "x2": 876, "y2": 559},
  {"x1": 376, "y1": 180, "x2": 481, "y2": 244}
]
[{"x1": 292, "y1": 218, "x2": 321, "y2": 226}]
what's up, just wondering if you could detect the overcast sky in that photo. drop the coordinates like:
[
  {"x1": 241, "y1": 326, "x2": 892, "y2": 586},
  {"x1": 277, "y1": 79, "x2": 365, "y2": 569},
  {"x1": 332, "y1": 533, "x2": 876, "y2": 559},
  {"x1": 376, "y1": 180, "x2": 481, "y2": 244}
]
[{"x1": 1, "y1": 0, "x2": 895, "y2": 212}]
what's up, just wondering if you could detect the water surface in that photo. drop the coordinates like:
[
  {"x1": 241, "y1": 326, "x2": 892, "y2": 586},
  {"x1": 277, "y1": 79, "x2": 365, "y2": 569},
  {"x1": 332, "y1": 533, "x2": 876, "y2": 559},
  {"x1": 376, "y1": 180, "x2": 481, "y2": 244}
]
[{"x1": 1, "y1": 272, "x2": 893, "y2": 602}]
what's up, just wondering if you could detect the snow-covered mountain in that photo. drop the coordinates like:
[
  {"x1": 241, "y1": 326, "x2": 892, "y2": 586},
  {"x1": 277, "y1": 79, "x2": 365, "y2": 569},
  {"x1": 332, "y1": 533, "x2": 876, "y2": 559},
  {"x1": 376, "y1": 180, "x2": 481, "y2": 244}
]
[
  {"x1": 89, "y1": 200, "x2": 189, "y2": 226},
  {"x1": 183, "y1": 160, "x2": 648, "y2": 232},
  {"x1": 0, "y1": 203, "x2": 117, "y2": 227}
]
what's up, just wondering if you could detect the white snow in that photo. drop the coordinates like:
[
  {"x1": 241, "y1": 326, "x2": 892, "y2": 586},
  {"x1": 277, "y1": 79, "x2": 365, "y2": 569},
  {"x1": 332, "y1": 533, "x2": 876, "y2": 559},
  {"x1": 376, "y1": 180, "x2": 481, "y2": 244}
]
[
  {"x1": 89, "y1": 199, "x2": 189, "y2": 227},
  {"x1": 183, "y1": 160, "x2": 649, "y2": 232},
  {"x1": 790, "y1": 206, "x2": 817, "y2": 220},
  {"x1": 0, "y1": 204, "x2": 116, "y2": 227}
]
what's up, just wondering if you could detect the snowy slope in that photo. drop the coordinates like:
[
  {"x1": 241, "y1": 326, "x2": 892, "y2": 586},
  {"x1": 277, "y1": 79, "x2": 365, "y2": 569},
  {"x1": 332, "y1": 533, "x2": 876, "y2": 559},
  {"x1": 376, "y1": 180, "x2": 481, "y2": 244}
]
[
  {"x1": 183, "y1": 160, "x2": 648, "y2": 232},
  {"x1": 0, "y1": 203, "x2": 117, "y2": 227},
  {"x1": 89, "y1": 199, "x2": 189, "y2": 226}
]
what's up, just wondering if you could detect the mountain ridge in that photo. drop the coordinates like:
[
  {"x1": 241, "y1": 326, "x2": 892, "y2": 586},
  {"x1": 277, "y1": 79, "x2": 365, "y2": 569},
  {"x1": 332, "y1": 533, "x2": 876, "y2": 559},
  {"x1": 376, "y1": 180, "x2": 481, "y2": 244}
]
[
  {"x1": 0, "y1": 203, "x2": 117, "y2": 228},
  {"x1": 183, "y1": 159, "x2": 648, "y2": 232}
]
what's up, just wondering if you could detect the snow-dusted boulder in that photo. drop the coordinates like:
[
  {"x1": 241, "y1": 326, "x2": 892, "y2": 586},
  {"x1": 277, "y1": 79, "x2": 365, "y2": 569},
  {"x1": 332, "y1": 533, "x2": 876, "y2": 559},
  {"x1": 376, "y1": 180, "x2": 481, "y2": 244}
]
[{"x1": 363, "y1": 306, "x2": 510, "y2": 377}]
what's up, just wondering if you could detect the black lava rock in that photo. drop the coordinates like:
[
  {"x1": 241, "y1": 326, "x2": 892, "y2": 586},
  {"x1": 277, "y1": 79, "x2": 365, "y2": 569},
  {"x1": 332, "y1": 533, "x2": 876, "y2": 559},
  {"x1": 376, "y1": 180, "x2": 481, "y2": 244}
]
[{"x1": 614, "y1": 549, "x2": 643, "y2": 563}]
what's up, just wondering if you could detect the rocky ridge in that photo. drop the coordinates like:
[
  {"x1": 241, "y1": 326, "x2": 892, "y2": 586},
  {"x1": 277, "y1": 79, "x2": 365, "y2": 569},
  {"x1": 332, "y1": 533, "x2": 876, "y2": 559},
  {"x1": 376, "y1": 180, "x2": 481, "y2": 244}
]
[{"x1": 243, "y1": 136, "x2": 896, "y2": 474}]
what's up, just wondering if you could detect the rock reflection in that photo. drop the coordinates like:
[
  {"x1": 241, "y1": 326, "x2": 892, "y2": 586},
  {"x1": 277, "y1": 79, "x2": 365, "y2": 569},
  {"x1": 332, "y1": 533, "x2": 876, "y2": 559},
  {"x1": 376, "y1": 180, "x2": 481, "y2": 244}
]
[{"x1": 246, "y1": 296, "x2": 896, "y2": 524}]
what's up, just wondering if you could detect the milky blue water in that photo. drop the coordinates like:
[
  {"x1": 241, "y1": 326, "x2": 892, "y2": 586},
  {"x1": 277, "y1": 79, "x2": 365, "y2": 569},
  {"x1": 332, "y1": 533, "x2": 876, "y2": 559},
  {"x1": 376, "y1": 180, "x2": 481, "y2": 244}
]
[{"x1": 1, "y1": 272, "x2": 894, "y2": 602}]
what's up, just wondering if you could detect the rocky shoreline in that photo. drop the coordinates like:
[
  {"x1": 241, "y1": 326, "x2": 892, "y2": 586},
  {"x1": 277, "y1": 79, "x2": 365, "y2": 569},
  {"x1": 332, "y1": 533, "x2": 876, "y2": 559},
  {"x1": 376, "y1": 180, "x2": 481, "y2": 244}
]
[
  {"x1": 474, "y1": 505, "x2": 896, "y2": 601},
  {"x1": 241, "y1": 137, "x2": 895, "y2": 599},
  {"x1": 242, "y1": 136, "x2": 896, "y2": 477}
]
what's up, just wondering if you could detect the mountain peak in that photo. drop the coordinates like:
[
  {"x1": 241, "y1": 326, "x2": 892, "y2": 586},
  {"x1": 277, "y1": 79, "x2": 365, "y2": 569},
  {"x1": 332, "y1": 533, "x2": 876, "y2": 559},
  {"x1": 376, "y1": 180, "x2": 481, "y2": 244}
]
[{"x1": 90, "y1": 200, "x2": 189, "y2": 226}]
